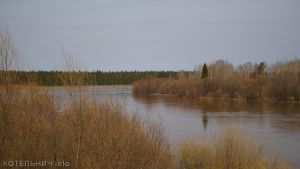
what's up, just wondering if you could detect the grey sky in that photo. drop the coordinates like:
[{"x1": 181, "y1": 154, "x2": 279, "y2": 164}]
[{"x1": 1, "y1": 0, "x2": 300, "y2": 71}]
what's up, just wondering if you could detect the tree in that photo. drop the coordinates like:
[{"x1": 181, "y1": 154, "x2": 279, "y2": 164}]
[
  {"x1": 201, "y1": 63, "x2": 208, "y2": 79},
  {"x1": 59, "y1": 51, "x2": 86, "y2": 169},
  {"x1": 237, "y1": 62, "x2": 254, "y2": 78},
  {"x1": 208, "y1": 59, "x2": 234, "y2": 78},
  {"x1": 0, "y1": 31, "x2": 18, "y2": 85},
  {"x1": 257, "y1": 62, "x2": 267, "y2": 75},
  {"x1": 0, "y1": 31, "x2": 18, "y2": 161}
]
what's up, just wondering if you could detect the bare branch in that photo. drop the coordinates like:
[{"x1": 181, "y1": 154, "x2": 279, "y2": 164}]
[{"x1": 0, "y1": 31, "x2": 18, "y2": 71}]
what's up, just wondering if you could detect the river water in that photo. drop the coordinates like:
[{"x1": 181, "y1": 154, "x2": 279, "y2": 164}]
[{"x1": 54, "y1": 85, "x2": 300, "y2": 168}]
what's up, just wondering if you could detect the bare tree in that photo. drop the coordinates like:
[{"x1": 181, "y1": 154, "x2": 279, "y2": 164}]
[
  {"x1": 237, "y1": 62, "x2": 255, "y2": 78},
  {"x1": 59, "y1": 51, "x2": 86, "y2": 169},
  {"x1": 60, "y1": 50, "x2": 85, "y2": 86},
  {"x1": 0, "y1": 31, "x2": 18, "y2": 161},
  {"x1": 209, "y1": 59, "x2": 234, "y2": 79},
  {"x1": 0, "y1": 31, "x2": 18, "y2": 85}
]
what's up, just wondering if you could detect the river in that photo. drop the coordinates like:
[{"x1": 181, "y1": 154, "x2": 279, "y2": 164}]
[{"x1": 53, "y1": 85, "x2": 300, "y2": 168}]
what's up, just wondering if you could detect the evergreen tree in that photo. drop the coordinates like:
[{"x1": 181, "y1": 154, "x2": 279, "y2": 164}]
[
  {"x1": 201, "y1": 63, "x2": 208, "y2": 79},
  {"x1": 257, "y1": 62, "x2": 266, "y2": 75}
]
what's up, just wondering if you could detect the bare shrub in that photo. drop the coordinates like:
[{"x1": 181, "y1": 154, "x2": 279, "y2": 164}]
[
  {"x1": 178, "y1": 128, "x2": 291, "y2": 169},
  {"x1": 133, "y1": 59, "x2": 300, "y2": 102},
  {"x1": 214, "y1": 128, "x2": 265, "y2": 169},
  {"x1": 179, "y1": 140, "x2": 213, "y2": 169},
  {"x1": 0, "y1": 86, "x2": 174, "y2": 169}
]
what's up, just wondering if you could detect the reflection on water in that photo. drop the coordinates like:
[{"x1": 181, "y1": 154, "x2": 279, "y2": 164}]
[
  {"x1": 133, "y1": 94, "x2": 300, "y2": 132},
  {"x1": 53, "y1": 86, "x2": 300, "y2": 168},
  {"x1": 202, "y1": 112, "x2": 208, "y2": 130}
]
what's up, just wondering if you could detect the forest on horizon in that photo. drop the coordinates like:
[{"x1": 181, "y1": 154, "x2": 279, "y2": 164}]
[{"x1": 2, "y1": 58, "x2": 299, "y2": 87}]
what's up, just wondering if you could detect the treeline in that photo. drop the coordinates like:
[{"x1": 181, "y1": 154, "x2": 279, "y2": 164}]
[
  {"x1": 2, "y1": 70, "x2": 176, "y2": 86},
  {"x1": 134, "y1": 59, "x2": 300, "y2": 102}
]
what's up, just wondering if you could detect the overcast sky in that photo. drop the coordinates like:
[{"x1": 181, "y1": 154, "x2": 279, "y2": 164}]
[{"x1": 1, "y1": 0, "x2": 300, "y2": 71}]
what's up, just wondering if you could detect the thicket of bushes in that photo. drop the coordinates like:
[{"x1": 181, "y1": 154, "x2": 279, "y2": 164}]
[
  {"x1": 1, "y1": 31, "x2": 174, "y2": 168},
  {"x1": 0, "y1": 86, "x2": 173, "y2": 169},
  {"x1": 178, "y1": 128, "x2": 291, "y2": 169},
  {"x1": 133, "y1": 60, "x2": 300, "y2": 102}
]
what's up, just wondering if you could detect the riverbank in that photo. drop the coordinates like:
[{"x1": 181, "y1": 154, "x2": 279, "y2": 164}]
[
  {"x1": 1, "y1": 86, "x2": 295, "y2": 169},
  {"x1": 133, "y1": 75, "x2": 300, "y2": 102}
]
